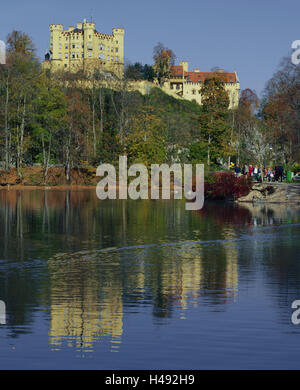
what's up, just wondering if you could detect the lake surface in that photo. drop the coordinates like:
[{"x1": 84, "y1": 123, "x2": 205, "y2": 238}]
[{"x1": 0, "y1": 189, "x2": 300, "y2": 369}]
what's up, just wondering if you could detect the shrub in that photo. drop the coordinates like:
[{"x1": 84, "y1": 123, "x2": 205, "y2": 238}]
[
  {"x1": 204, "y1": 172, "x2": 252, "y2": 200},
  {"x1": 291, "y1": 162, "x2": 300, "y2": 173}
]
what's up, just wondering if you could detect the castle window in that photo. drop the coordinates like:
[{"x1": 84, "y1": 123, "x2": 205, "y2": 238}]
[
  {"x1": 82, "y1": 53, "x2": 84, "y2": 58},
  {"x1": 72, "y1": 53, "x2": 75, "y2": 58},
  {"x1": 115, "y1": 56, "x2": 118, "y2": 62},
  {"x1": 88, "y1": 52, "x2": 92, "y2": 57},
  {"x1": 58, "y1": 53, "x2": 62, "y2": 59},
  {"x1": 111, "y1": 48, "x2": 114, "y2": 52},
  {"x1": 65, "y1": 53, "x2": 68, "y2": 58},
  {"x1": 99, "y1": 53, "x2": 105, "y2": 59},
  {"x1": 116, "y1": 48, "x2": 118, "y2": 53},
  {"x1": 107, "y1": 56, "x2": 110, "y2": 61},
  {"x1": 59, "y1": 44, "x2": 61, "y2": 49},
  {"x1": 107, "y1": 47, "x2": 110, "y2": 52},
  {"x1": 72, "y1": 44, "x2": 75, "y2": 49}
]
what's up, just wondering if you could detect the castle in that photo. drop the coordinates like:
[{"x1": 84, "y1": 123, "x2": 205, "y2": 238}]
[
  {"x1": 43, "y1": 20, "x2": 124, "y2": 77},
  {"x1": 163, "y1": 61, "x2": 240, "y2": 109}
]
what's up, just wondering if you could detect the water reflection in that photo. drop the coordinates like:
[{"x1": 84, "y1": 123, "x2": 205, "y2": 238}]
[
  {"x1": 0, "y1": 190, "x2": 300, "y2": 358},
  {"x1": 48, "y1": 253, "x2": 123, "y2": 352}
]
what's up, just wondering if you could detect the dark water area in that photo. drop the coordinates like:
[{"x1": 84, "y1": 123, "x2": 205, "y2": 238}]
[{"x1": 0, "y1": 189, "x2": 300, "y2": 369}]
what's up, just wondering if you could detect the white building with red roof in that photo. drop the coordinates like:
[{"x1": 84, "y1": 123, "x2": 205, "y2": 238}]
[{"x1": 164, "y1": 61, "x2": 239, "y2": 109}]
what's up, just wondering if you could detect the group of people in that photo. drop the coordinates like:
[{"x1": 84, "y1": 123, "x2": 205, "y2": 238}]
[{"x1": 233, "y1": 164, "x2": 285, "y2": 182}]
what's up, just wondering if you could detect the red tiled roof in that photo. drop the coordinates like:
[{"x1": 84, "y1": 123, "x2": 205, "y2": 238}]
[
  {"x1": 170, "y1": 66, "x2": 237, "y2": 83},
  {"x1": 170, "y1": 65, "x2": 184, "y2": 76}
]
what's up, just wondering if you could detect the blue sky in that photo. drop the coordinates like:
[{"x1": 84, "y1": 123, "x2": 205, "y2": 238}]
[{"x1": 0, "y1": 0, "x2": 299, "y2": 97}]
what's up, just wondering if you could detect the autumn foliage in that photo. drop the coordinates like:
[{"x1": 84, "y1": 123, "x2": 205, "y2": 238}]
[{"x1": 204, "y1": 172, "x2": 252, "y2": 200}]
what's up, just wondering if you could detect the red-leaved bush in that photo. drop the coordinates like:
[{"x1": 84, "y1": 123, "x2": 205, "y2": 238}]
[{"x1": 204, "y1": 172, "x2": 252, "y2": 200}]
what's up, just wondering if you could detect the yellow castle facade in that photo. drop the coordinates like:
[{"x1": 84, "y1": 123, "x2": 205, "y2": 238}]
[{"x1": 43, "y1": 20, "x2": 124, "y2": 77}]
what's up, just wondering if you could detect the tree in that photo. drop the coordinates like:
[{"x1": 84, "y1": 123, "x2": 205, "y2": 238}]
[
  {"x1": 125, "y1": 62, "x2": 144, "y2": 80},
  {"x1": 0, "y1": 30, "x2": 40, "y2": 174},
  {"x1": 233, "y1": 88, "x2": 262, "y2": 165},
  {"x1": 197, "y1": 76, "x2": 230, "y2": 165},
  {"x1": 6, "y1": 30, "x2": 35, "y2": 56},
  {"x1": 153, "y1": 43, "x2": 175, "y2": 87},
  {"x1": 142, "y1": 64, "x2": 155, "y2": 82},
  {"x1": 261, "y1": 56, "x2": 300, "y2": 164},
  {"x1": 126, "y1": 106, "x2": 166, "y2": 167},
  {"x1": 125, "y1": 62, "x2": 155, "y2": 82},
  {"x1": 31, "y1": 71, "x2": 67, "y2": 183}
]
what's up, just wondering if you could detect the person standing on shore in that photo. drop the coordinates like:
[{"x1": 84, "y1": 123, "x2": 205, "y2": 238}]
[
  {"x1": 267, "y1": 167, "x2": 272, "y2": 182},
  {"x1": 253, "y1": 165, "x2": 259, "y2": 181},
  {"x1": 277, "y1": 165, "x2": 284, "y2": 182},
  {"x1": 249, "y1": 165, "x2": 253, "y2": 177},
  {"x1": 274, "y1": 166, "x2": 278, "y2": 181},
  {"x1": 261, "y1": 166, "x2": 266, "y2": 181},
  {"x1": 234, "y1": 165, "x2": 241, "y2": 177}
]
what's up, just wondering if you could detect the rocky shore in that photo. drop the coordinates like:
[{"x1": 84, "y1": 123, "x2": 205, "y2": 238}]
[{"x1": 236, "y1": 182, "x2": 300, "y2": 204}]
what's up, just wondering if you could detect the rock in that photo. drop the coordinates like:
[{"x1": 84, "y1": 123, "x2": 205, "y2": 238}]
[
  {"x1": 237, "y1": 189, "x2": 264, "y2": 202},
  {"x1": 252, "y1": 183, "x2": 265, "y2": 191},
  {"x1": 236, "y1": 183, "x2": 300, "y2": 204}
]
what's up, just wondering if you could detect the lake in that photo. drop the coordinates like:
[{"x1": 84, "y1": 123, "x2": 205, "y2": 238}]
[{"x1": 0, "y1": 189, "x2": 300, "y2": 369}]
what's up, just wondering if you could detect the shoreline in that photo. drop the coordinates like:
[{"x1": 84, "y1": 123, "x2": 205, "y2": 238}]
[
  {"x1": 1, "y1": 182, "x2": 300, "y2": 205},
  {"x1": 0, "y1": 184, "x2": 98, "y2": 191},
  {"x1": 1, "y1": 167, "x2": 300, "y2": 205}
]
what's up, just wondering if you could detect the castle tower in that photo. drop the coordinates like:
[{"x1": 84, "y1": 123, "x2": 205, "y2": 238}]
[
  {"x1": 112, "y1": 28, "x2": 125, "y2": 77},
  {"x1": 180, "y1": 61, "x2": 188, "y2": 73},
  {"x1": 83, "y1": 21, "x2": 95, "y2": 59},
  {"x1": 49, "y1": 24, "x2": 63, "y2": 62}
]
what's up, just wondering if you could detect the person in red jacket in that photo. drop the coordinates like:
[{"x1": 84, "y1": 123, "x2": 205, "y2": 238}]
[{"x1": 249, "y1": 165, "x2": 253, "y2": 177}]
